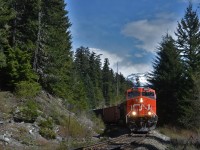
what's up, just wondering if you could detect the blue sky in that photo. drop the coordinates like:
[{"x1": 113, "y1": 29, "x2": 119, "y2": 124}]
[{"x1": 65, "y1": 0, "x2": 199, "y2": 77}]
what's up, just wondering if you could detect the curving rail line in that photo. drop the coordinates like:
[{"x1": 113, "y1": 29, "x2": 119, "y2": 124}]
[{"x1": 76, "y1": 132, "x2": 150, "y2": 150}]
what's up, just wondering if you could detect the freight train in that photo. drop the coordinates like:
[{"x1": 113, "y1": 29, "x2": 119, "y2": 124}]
[{"x1": 94, "y1": 86, "x2": 158, "y2": 132}]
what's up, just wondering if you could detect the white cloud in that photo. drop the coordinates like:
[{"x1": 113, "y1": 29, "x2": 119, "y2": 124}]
[
  {"x1": 121, "y1": 16, "x2": 177, "y2": 53},
  {"x1": 89, "y1": 47, "x2": 152, "y2": 77},
  {"x1": 89, "y1": 48, "x2": 123, "y2": 67},
  {"x1": 134, "y1": 53, "x2": 143, "y2": 58}
]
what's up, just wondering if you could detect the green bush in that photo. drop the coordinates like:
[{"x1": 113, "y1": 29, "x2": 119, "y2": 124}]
[
  {"x1": 39, "y1": 117, "x2": 56, "y2": 139},
  {"x1": 15, "y1": 81, "x2": 41, "y2": 98},
  {"x1": 39, "y1": 127, "x2": 56, "y2": 139},
  {"x1": 39, "y1": 117, "x2": 54, "y2": 129},
  {"x1": 60, "y1": 116, "x2": 92, "y2": 138},
  {"x1": 14, "y1": 100, "x2": 39, "y2": 123}
]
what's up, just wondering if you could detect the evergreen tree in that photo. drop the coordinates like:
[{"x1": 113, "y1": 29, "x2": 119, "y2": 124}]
[
  {"x1": 6, "y1": 48, "x2": 38, "y2": 85},
  {"x1": 88, "y1": 52, "x2": 98, "y2": 108},
  {"x1": 102, "y1": 58, "x2": 111, "y2": 106},
  {"x1": 175, "y1": 3, "x2": 200, "y2": 86},
  {"x1": 149, "y1": 34, "x2": 183, "y2": 125},
  {"x1": 39, "y1": 0, "x2": 73, "y2": 98},
  {"x1": 74, "y1": 47, "x2": 90, "y2": 78},
  {"x1": 0, "y1": 0, "x2": 73, "y2": 97},
  {"x1": 69, "y1": 69, "x2": 89, "y2": 112},
  {"x1": 74, "y1": 47, "x2": 91, "y2": 106},
  {"x1": 74, "y1": 47, "x2": 132, "y2": 108},
  {"x1": 74, "y1": 47, "x2": 104, "y2": 108},
  {"x1": 88, "y1": 52, "x2": 104, "y2": 107},
  {"x1": 0, "y1": 0, "x2": 39, "y2": 92},
  {"x1": 0, "y1": 0, "x2": 14, "y2": 52},
  {"x1": 118, "y1": 73, "x2": 132, "y2": 102},
  {"x1": 0, "y1": 51, "x2": 6, "y2": 69},
  {"x1": 0, "y1": 0, "x2": 14, "y2": 88},
  {"x1": 93, "y1": 54, "x2": 104, "y2": 107},
  {"x1": 8, "y1": 0, "x2": 39, "y2": 52},
  {"x1": 33, "y1": 0, "x2": 45, "y2": 73},
  {"x1": 108, "y1": 69, "x2": 116, "y2": 105},
  {"x1": 175, "y1": 3, "x2": 200, "y2": 128},
  {"x1": 89, "y1": 52, "x2": 98, "y2": 86},
  {"x1": 179, "y1": 72, "x2": 200, "y2": 129}
]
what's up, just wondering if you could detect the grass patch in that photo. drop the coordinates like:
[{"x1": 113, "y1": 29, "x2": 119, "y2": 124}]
[
  {"x1": 158, "y1": 126, "x2": 198, "y2": 139},
  {"x1": 158, "y1": 125, "x2": 200, "y2": 150},
  {"x1": 0, "y1": 92, "x2": 16, "y2": 119},
  {"x1": 60, "y1": 117, "x2": 92, "y2": 138},
  {"x1": 91, "y1": 114, "x2": 105, "y2": 134}
]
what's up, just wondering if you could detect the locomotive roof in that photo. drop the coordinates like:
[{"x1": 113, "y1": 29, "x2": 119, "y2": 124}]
[{"x1": 127, "y1": 87, "x2": 155, "y2": 92}]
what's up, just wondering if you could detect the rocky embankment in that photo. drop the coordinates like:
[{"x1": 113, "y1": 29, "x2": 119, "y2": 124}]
[
  {"x1": 0, "y1": 121, "x2": 59, "y2": 149},
  {"x1": 0, "y1": 91, "x2": 98, "y2": 149}
]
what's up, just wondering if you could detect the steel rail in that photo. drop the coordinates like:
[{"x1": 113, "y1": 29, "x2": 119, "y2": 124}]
[{"x1": 76, "y1": 132, "x2": 150, "y2": 150}]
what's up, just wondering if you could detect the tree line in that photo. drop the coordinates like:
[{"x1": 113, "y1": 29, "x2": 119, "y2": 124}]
[
  {"x1": 73, "y1": 47, "x2": 132, "y2": 110},
  {"x1": 149, "y1": 3, "x2": 200, "y2": 129},
  {"x1": 0, "y1": 0, "x2": 132, "y2": 112},
  {"x1": 1, "y1": 0, "x2": 199, "y2": 129}
]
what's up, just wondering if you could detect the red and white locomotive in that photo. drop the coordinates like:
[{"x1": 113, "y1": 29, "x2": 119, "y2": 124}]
[
  {"x1": 125, "y1": 87, "x2": 157, "y2": 131},
  {"x1": 94, "y1": 74, "x2": 158, "y2": 132}
]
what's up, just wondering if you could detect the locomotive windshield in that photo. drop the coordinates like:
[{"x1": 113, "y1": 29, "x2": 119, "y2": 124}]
[
  {"x1": 142, "y1": 92, "x2": 155, "y2": 99},
  {"x1": 128, "y1": 91, "x2": 140, "y2": 99}
]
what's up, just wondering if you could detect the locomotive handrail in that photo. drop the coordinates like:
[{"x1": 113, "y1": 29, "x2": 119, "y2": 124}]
[
  {"x1": 134, "y1": 104, "x2": 157, "y2": 116},
  {"x1": 126, "y1": 110, "x2": 132, "y2": 123},
  {"x1": 141, "y1": 103, "x2": 157, "y2": 117}
]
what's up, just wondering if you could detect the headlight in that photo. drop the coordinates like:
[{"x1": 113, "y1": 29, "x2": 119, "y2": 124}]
[
  {"x1": 132, "y1": 111, "x2": 137, "y2": 116},
  {"x1": 148, "y1": 111, "x2": 152, "y2": 116},
  {"x1": 140, "y1": 98, "x2": 143, "y2": 103}
]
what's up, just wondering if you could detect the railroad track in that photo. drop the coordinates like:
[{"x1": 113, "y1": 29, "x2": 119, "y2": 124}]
[{"x1": 76, "y1": 132, "x2": 150, "y2": 150}]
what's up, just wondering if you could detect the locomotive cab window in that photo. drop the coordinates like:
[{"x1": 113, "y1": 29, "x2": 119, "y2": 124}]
[
  {"x1": 128, "y1": 91, "x2": 140, "y2": 99},
  {"x1": 142, "y1": 92, "x2": 155, "y2": 99}
]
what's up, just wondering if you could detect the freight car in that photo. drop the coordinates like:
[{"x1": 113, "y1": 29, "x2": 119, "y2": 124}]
[{"x1": 94, "y1": 87, "x2": 158, "y2": 132}]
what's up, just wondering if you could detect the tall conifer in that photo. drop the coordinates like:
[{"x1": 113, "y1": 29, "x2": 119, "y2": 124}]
[
  {"x1": 0, "y1": 0, "x2": 39, "y2": 90},
  {"x1": 175, "y1": 3, "x2": 200, "y2": 128},
  {"x1": 40, "y1": 0, "x2": 73, "y2": 98},
  {"x1": 0, "y1": 0, "x2": 14, "y2": 88},
  {"x1": 149, "y1": 34, "x2": 183, "y2": 125},
  {"x1": 102, "y1": 58, "x2": 111, "y2": 106},
  {"x1": 175, "y1": 3, "x2": 200, "y2": 86}
]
